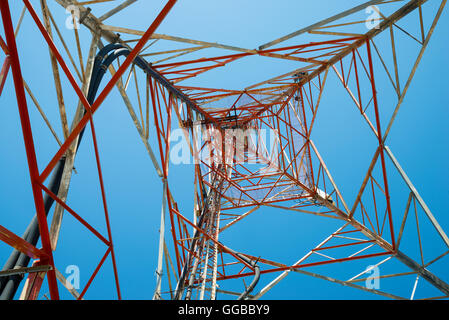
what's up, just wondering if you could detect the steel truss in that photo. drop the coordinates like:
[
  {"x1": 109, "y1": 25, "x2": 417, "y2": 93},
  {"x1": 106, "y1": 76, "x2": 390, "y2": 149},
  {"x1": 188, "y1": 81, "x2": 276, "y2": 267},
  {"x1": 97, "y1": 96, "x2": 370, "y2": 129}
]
[{"x1": 0, "y1": 0, "x2": 447, "y2": 300}]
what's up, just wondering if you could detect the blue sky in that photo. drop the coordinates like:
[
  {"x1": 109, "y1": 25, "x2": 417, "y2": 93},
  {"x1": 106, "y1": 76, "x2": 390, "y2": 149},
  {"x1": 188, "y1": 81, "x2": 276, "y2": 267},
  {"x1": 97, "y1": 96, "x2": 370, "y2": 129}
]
[{"x1": 0, "y1": 1, "x2": 448, "y2": 300}]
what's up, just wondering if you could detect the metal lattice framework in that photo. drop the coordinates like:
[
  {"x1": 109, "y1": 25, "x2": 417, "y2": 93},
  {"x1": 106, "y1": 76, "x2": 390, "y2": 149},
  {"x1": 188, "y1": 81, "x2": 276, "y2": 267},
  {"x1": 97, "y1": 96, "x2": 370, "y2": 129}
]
[{"x1": 0, "y1": 0, "x2": 448, "y2": 300}]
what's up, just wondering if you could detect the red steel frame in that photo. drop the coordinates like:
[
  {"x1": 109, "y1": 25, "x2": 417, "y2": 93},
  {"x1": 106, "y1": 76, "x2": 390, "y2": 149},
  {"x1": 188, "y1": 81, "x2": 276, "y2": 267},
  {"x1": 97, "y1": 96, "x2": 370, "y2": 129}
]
[
  {"x1": 0, "y1": 0, "x2": 59, "y2": 299},
  {"x1": 145, "y1": 34, "x2": 401, "y2": 293},
  {"x1": 1, "y1": 0, "x2": 447, "y2": 300},
  {"x1": 0, "y1": 0, "x2": 177, "y2": 300}
]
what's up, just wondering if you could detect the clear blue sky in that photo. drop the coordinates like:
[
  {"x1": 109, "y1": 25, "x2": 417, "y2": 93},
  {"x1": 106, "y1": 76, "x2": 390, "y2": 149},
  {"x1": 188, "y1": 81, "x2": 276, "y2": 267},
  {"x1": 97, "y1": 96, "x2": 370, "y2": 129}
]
[{"x1": 0, "y1": 1, "x2": 448, "y2": 300}]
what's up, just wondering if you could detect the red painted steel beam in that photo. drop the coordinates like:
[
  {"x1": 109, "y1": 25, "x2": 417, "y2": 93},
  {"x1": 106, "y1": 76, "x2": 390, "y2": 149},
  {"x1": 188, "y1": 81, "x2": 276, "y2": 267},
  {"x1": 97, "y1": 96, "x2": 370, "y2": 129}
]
[
  {"x1": 215, "y1": 252, "x2": 392, "y2": 282},
  {"x1": 0, "y1": 0, "x2": 59, "y2": 299},
  {"x1": 366, "y1": 40, "x2": 396, "y2": 250},
  {"x1": 39, "y1": 182, "x2": 110, "y2": 246},
  {"x1": 0, "y1": 224, "x2": 45, "y2": 260},
  {"x1": 21, "y1": 261, "x2": 46, "y2": 300},
  {"x1": 88, "y1": 118, "x2": 122, "y2": 299},
  {"x1": 78, "y1": 247, "x2": 111, "y2": 300},
  {"x1": 154, "y1": 37, "x2": 360, "y2": 70}
]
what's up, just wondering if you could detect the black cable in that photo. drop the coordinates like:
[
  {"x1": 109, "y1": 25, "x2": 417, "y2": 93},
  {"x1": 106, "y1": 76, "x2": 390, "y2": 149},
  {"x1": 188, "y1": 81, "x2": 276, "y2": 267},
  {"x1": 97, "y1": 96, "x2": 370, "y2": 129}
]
[
  {"x1": 0, "y1": 43, "x2": 125, "y2": 300},
  {"x1": 230, "y1": 250, "x2": 260, "y2": 300}
]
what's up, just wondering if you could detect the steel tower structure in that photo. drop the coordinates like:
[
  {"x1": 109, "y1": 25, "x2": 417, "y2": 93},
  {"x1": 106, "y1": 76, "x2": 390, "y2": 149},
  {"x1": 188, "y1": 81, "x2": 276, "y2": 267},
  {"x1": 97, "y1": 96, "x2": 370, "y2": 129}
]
[{"x1": 0, "y1": 0, "x2": 448, "y2": 300}]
